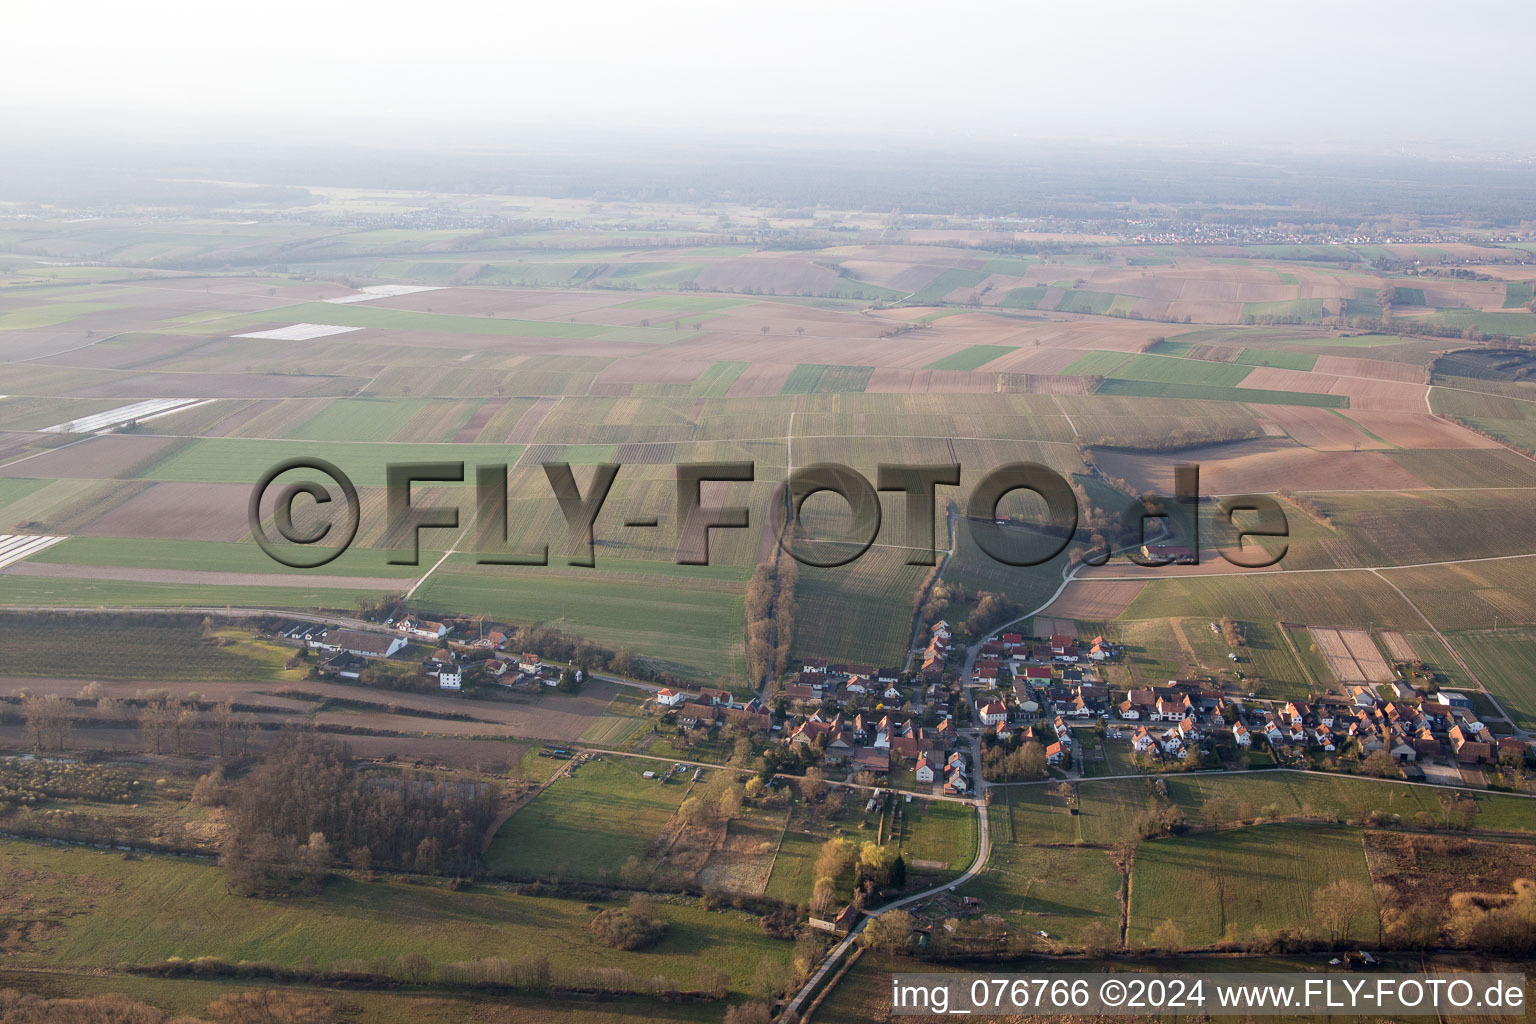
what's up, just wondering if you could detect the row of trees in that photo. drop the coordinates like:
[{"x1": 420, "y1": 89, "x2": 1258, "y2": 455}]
[
  {"x1": 18, "y1": 685, "x2": 259, "y2": 758},
  {"x1": 746, "y1": 548, "x2": 798, "y2": 688}
]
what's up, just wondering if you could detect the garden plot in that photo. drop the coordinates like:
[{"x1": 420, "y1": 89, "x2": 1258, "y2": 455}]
[
  {"x1": 38, "y1": 398, "x2": 209, "y2": 434},
  {"x1": 323, "y1": 284, "x2": 443, "y2": 304},
  {"x1": 1380, "y1": 630, "x2": 1416, "y2": 662},
  {"x1": 1310, "y1": 626, "x2": 1392, "y2": 682},
  {"x1": 234, "y1": 323, "x2": 363, "y2": 340},
  {"x1": 0, "y1": 534, "x2": 66, "y2": 570},
  {"x1": 1341, "y1": 629, "x2": 1392, "y2": 680}
]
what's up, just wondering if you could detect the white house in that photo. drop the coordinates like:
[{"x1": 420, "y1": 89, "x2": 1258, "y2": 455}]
[
  {"x1": 914, "y1": 755, "x2": 936, "y2": 784},
  {"x1": 1232, "y1": 721, "x2": 1251, "y2": 747},
  {"x1": 655, "y1": 688, "x2": 691, "y2": 708},
  {"x1": 438, "y1": 664, "x2": 462, "y2": 690},
  {"x1": 979, "y1": 701, "x2": 1008, "y2": 726}
]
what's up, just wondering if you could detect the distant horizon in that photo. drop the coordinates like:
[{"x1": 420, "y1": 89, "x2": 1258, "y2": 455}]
[
  {"x1": 5, "y1": 106, "x2": 1536, "y2": 163},
  {"x1": 5, "y1": 0, "x2": 1536, "y2": 156}
]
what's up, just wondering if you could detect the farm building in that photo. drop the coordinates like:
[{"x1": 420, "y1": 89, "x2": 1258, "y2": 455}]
[{"x1": 314, "y1": 629, "x2": 406, "y2": 659}]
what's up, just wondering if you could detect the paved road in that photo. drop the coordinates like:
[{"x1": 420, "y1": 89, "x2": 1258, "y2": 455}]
[{"x1": 780, "y1": 789, "x2": 991, "y2": 1020}]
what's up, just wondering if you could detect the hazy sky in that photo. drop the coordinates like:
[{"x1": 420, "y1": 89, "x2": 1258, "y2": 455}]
[{"x1": 5, "y1": 0, "x2": 1533, "y2": 148}]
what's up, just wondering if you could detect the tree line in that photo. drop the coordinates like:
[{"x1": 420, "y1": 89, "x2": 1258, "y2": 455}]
[{"x1": 745, "y1": 547, "x2": 798, "y2": 688}]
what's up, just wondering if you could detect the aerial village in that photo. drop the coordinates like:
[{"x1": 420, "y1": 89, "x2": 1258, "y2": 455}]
[{"x1": 257, "y1": 604, "x2": 1530, "y2": 795}]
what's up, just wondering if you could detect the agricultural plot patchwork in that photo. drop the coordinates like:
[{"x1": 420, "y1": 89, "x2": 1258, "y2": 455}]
[{"x1": 0, "y1": 229, "x2": 1532, "y2": 694}]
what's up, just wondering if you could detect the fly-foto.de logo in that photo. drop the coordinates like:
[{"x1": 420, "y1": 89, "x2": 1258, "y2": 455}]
[{"x1": 249, "y1": 458, "x2": 1288, "y2": 570}]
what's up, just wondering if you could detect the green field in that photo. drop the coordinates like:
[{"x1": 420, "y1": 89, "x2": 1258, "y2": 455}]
[
  {"x1": 1409, "y1": 308, "x2": 1536, "y2": 338},
  {"x1": 1055, "y1": 290, "x2": 1137, "y2": 316},
  {"x1": 487, "y1": 759, "x2": 692, "y2": 882},
  {"x1": 135, "y1": 437, "x2": 525, "y2": 487},
  {"x1": 1060, "y1": 350, "x2": 1131, "y2": 376},
  {"x1": 1127, "y1": 825, "x2": 1374, "y2": 947},
  {"x1": 924, "y1": 345, "x2": 1015, "y2": 371},
  {"x1": 893, "y1": 799, "x2": 978, "y2": 873},
  {"x1": 0, "y1": 301, "x2": 115, "y2": 330},
  {"x1": 0, "y1": 614, "x2": 291, "y2": 679},
  {"x1": 1121, "y1": 572, "x2": 1423, "y2": 631},
  {"x1": 0, "y1": 575, "x2": 382, "y2": 613},
  {"x1": 1430, "y1": 384, "x2": 1536, "y2": 451},
  {"x1": 1236, "y1": 347, "x2": 1317, "y2": 371},
  {"x1": 0, "y1": 969, "x2": 730, "y2": 1024},
  {"x1": 762, "y1": 824, "x2": 823, "y2": 904},
  {"x1": 286, "y1": 397, "x2": 434, "y2": 442},
  {"x1": 1236, "y1": 620, "x2": 1317, "y2": 697},
  {"x1": 0, "y1": 838, "x2": 788, "y2": 996},
  {"x1": 412, "y1": 564, "x2": 748, "y2": 681},
  {"x1": 1323, "y1": 488, "x2": 1536, "y2": 566},
  {"x1": 906, "y1": 268, "x2": 990, "y2": 305},
  {"x1": 1093, "y1": 378, "x2": 1348, "y2": 407},
  {"x1": 688, "y1": 360, "x2": 749, "y2": 396},
  {"x1": 1161, "y1": 771, "x2": 1536, "y2": 833},
  {"x1": 1108, "y1": 354, "x2": 1255, "y2": 388},
  {"x1": 33, "y1": 536, "x2": 430, "y2": 577},
  {"x1": 1240, "y1": 298, "x2": 1328, "y2": 321},
  {"x1": 1112, "y1": 616, "x2": 1312, "y2": 698},
  {"x1": 1446, "y1": 628, "x2": 1536, "y2": 731},
  {"x1": 980, "y1": 256, "x2": 1040, "y2": 275},
  {"x1": 791, "y1": 546, "x2": 927, "y2": 666},
  {"x1": 779, "y1": 364, "x2": 875, "y2": 395},
  {"x1": 0, "y1": 475, "x2": 49, "y2": 508},
  {"x1": 960, "y1": 796, "x2": 1120, "y2": 944},
  {"x1": 999, "y1": 285, "x2": 1049, "y2": 308}
]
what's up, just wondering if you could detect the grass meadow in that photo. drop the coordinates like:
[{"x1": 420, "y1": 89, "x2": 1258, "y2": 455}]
[
  {"x1": 0, "y1": 838, "x2": 789, "y2": 997},
  {"x1": 1127, "y1": 824, "x2": 1375, "y2": 947},
  {"x1": 486, "y1": 758, "x2": 690, "y2": 882}
]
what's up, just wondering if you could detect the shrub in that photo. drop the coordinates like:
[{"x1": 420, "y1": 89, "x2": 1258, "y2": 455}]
[{"x1": 589, "y1": 895, "x2": 667, "y2": 950}]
